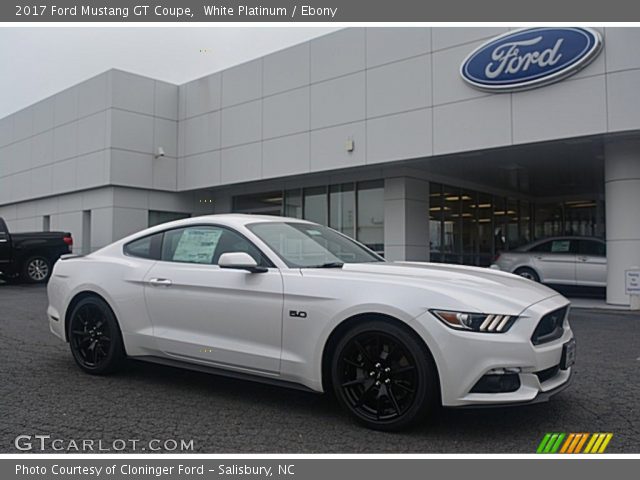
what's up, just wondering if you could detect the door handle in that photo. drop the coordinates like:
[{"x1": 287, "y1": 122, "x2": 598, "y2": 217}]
[
  {"x1": 0, "y1": 238, "x2": 7, "y2": 243},
  {"x1": 148, "y1": 278, "x2": 172, "y2": 287},
  {"x1": 577, "y1": 256, "x2": 588, "y2": 262}
]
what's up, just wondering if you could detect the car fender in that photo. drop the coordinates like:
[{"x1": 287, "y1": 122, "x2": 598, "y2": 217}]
[
  {"x1": 60, "y1": 282, "x2": 123, "y2": 340},
  {"x1": 53, "y1": 256, "x2": 156, "y2": 349},
  {"x1": 310, "y1": 302, "x2": 443, "y2": 394}
]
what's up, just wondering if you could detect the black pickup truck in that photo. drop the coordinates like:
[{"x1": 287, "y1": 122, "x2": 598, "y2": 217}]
[{"x1": 0, "y1": 217, "x2": 73, "y2": 284}]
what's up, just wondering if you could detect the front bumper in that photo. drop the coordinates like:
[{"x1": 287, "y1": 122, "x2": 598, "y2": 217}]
[
  {"x1": 452, "y1": 370, "x2": 573, "y2": 408},
  {"x1": 414, "y1": 294, "x2": 574, "y2": 407}
]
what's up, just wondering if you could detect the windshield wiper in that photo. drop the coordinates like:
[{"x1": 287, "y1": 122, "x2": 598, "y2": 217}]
[{"x1": 308, "y1": 262, "x2": 344, "y2": 269}]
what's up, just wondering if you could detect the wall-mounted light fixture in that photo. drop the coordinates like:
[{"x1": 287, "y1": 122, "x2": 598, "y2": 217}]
[{"x1": 345, "y1": 138, "x2": 354, "y2": 153}]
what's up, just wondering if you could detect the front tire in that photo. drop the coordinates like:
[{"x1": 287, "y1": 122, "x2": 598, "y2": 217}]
[
  {"x1": 68, "y1": 296, "x2": 125, "y2": 375},
  {"x1": 22, "y1": 256, "x2": 52, "y2": 283},
  {"x1": 330, "y1": 320, "x2": 438, "y2": 431}
]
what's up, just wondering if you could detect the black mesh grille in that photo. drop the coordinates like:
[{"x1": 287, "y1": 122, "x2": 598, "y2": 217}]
[{"x1": 531, "y1": 306, "x2": 568, "y2": 345}]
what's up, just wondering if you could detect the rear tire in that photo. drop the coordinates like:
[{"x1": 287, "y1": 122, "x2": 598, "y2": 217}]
[
  {"x1": 21, "y1": 256, "x2": 52, "y2": 284},
  {"x1": 514, "y1": 267, "x2": 540, "y2": 282},
  {"x1": 68, "y1": 296, "x2": 125, "y2": 375},
  {"x1": 330, "y1": 320, "x2": 438, "y2": 431}
]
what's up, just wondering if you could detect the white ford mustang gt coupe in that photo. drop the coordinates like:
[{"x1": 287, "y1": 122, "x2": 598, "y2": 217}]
[{"x1": 48, "y1": 214, "x2": 575, "y2": 430}]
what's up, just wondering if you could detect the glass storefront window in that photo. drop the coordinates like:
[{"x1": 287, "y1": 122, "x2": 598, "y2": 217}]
[
  {"x1": 505, "y1": 197, "x2": 519, "y2": 251},
  {"x1": 534, "y1": 203, "x2": 563, "y2": 239},
  {"x1": 429, "y1": 184, "x2": 443, "y2": 262},
  {"x1": 428, "y1": 182, "x2": 603, "y2": 267},
  {"x1": 441, "y1": 185, "x2": 461, "y2": 263},
  {"x1": 564, "y1": 199, "x2": 600, "y2": 237},
  {"x1": 460, "y1": 190, "x2": 477, "y2": 265},
  {"x1": 519, "y1": 200, "x2": 532, "y2": 246},
  {"x1": 329, "y1": 183, "x2": 355, "y2": 237},
  {"x1": 492, "y1": 196, "x2": 507, "y2": 253},
  {"x1": 234, "y1": 180, "x2": 385, "y2": 256},
  {"x1": 357, "y1": 180, "x2": 384, "y2": 255},
  {"x1": 232, "y1": 181, "x2": 603, "y2": 267},
  {"x1": 284, "y1": 189, "x2": 302, "y2": 219},
  {"x1": 476, "y1": 192, "x2": 493, "y2": 266},
  {"x1": 303, "y1": 186, "x2": 328, "y2": 224},
  {"x1": 233, "y1": 191, "x2": 283, "y2": 216}
]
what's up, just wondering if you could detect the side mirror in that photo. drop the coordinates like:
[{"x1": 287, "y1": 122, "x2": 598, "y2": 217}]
[{"x1": 218, "y1": 252, "x2": 267, "y2": 273}]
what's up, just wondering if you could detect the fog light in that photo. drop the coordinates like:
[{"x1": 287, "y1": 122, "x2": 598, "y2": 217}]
[{"x1": 470, "y1": 373, "x2": 521, "y2": 393}]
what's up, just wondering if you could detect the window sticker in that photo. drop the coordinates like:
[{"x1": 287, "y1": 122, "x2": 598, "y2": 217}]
[
  {"x1": 551, "y1": 240, "x2": 571, "y2": 253},
  {"x1": 172, "y1": 228, "x2": 222, "y2": 264}
]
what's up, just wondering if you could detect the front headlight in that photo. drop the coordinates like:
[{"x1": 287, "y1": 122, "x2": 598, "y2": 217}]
[{"x1": 431, "y1": 310, "x2": 517, "y2": 333}]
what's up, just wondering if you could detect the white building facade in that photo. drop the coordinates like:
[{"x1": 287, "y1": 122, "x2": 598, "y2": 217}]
[{"x1": 1, "y1": 27, "x2": 639, "y2": 305}]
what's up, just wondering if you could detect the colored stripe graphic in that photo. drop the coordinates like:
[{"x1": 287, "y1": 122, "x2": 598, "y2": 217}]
[
  {"x1": 537, "y1": 433, "x2": 613, "y2": 454},
  {"x1": 550, "y1": 433, "x2": 565, "y2": 453},
  {"x1": 559, "y1": 433, "x2": 575, "y2": 453},
  {"x1": 536, "y1": 433, "x2": 552, "y2": 453},
  {"x1": 598, "y1": 433, "x2": 613, "y2": 453},
  {"x1": 584, "y1": 433, "x2": 599, "y2": 453},
  {"x1": 574, "y1": 433, "x2": 589, "y2": 453}
]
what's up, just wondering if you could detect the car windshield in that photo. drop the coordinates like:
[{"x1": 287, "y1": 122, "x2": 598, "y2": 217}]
[{"x1": 247, "y1": 222, "x2": 384, "y2": 268}]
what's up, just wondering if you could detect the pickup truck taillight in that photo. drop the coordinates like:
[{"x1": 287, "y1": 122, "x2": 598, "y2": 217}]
[{"x1": 63, "y1": 235, "x2": 73, "y2": 247}]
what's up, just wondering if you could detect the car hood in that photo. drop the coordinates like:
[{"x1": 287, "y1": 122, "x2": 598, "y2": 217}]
[{"x1": 337, "y1": 261, "x2": 562, "y2": 315}]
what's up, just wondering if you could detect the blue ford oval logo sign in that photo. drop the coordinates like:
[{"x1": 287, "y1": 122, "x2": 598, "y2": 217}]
[{"x1": 461, "y1": 28, "x2": 603, "y2": 92}]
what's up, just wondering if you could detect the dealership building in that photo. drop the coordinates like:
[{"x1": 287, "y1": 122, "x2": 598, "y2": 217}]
[{"x1": 1, "y1": 27, "x2": 639, "y2": 305}]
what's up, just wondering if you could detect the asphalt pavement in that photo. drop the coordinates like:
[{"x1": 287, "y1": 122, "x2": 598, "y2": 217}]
[{"x1": 1, "y1": 282, "x2": 638, "y2": 453}]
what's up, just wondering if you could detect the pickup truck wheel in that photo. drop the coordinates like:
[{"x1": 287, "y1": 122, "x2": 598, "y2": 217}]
[
  {"x1": 68, "y1": 296, "x2": 125, "y2": 375},
  {"x1": 22, "y1": 256, "x2": 52, "y2": 283},
  {"x1": 331, "y1": 320, "x2": 438, "y2": 431}
]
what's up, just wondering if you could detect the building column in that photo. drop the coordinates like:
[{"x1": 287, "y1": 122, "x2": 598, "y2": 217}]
[
  {"x1": 605, "y1": 140, "x2": 640, "y2": 305},
  {"x1": 383, "y1": 177, "x2": 430, "y2": 262}
]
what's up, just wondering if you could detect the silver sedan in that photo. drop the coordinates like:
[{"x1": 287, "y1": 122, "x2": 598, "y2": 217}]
[{"x1": 491, "y1": 236, "x2": 606, "y2": 287}]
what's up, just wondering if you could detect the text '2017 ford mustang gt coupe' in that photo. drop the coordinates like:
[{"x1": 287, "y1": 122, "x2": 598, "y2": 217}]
[{"x1": 47, "y1": 214, "x2": 575, "y2": 430}]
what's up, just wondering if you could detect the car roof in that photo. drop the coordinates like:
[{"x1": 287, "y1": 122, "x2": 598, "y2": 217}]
[
  {"x1": 529, "y1": 236, "x2": 604, "y2": 243},
  {"x1": 146, "y1": 213, "x2": 312, "y2": 234},
  {"x1": 107, "y1": 214, "x2": 316, "y2": 250},
  {"x1": 191, "y1": 213, "x2": 313, "y2": 226}
]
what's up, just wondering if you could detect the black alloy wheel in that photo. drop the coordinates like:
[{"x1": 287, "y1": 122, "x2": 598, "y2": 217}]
[
  {"x1": 331, "y1": 320, "x2": 438, "y2": 431},
  {"x1": 68, "y1": 296, "x2": 125, "y2": 374}
]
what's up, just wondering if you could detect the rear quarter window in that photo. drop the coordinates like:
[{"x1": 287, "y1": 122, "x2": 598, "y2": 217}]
[{"x1": 123, "y1": 232, "x2": 163, "y2": 260}]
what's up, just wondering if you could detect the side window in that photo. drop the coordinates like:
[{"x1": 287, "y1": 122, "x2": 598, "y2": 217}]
[
  {"x1": 529, "y1": 239, "x2": 574, "y2": 253},
  {"x1": 161, "y1": 226, "x2": 270, "y2": 267},
  {"x1": 578, "y1": 240, "x2": 606, "y2": 257},
  {"x1": 123, "y1": 232, "x2": 163, "y2": 260},
  {"x1": 550, "y1": 240, "x2": 572, "y2": 253},
  {"x1": 210, "y1": 229, "x2": 270, "y2": 267},
  {"x1": 162, "y1": 226, "x2": 222, "y2": 264}
]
